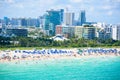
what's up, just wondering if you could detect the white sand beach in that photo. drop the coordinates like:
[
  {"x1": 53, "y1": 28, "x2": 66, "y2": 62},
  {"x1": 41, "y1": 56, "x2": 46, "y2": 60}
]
[{"x1": 0, "y1": 48, "x2": 120, "y2": 63}]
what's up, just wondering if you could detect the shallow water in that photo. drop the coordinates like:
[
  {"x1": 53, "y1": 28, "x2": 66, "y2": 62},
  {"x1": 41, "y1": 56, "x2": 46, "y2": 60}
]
[{"x1": 0, "y1": 56, "x2": 120, "y2": 80}]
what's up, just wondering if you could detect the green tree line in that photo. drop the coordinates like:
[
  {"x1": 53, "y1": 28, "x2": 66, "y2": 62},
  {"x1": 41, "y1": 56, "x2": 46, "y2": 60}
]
[{"x1": 0, "y1": 36, "x2": 120, "y2": 48}]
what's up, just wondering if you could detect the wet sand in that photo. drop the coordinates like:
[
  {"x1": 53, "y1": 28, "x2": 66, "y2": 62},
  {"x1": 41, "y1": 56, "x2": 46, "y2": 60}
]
[{"x1": 0, "y1": 53, "x2": 120, "y2": 63}]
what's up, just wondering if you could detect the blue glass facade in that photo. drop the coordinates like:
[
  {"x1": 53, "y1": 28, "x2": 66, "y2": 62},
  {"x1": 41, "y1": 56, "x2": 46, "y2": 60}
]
[
  {"x1": 43, "y1": 9, "x2": 64, "y2": 36},
  {"x1": 83, "y1": 27, "x2": 95, "y2": 39},
  {"x1": 78, "y1": 10, "x2": 86, "y2": 26},
  {"x1": 4, "y1": 17, "x2": 10, "y2": 25}
]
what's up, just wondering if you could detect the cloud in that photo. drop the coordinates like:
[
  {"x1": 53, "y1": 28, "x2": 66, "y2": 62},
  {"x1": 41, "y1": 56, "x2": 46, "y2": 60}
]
[
  {"x1": 102, "y1": 5, "x2": 112, "y2": 10},
  {"x1": 0, "y1": 0, "x2": 120, "y2": 23},
  {"x1": 69, "y1": 0, "x2": 83, "y2": 3},
  {"x1": 37, "y1": 0, "x2": 57, "y2": 6},
  {"x1": 107, "y1": 11, "x2": 113, "y2": 16},
  {"x1": 12, "y1": 3, "x2": 24, "y2": 8},
  {"x1": 0, "y1": 0, "x2": 15, "y2": 4},
  {"x1": 116, "y1": 0, "x2": 120, "y2": 2},
  {"x1": 6, "y1": 0, "x2": 14, "y2": 3},
  {"x1": 105, "y1": 0, "x2": 120, "y2": 3},
  {"x1": 89, "y1": 7, "x2": 94, "y2": 12},
  {"x1": 110, "y1": 0, "x2": 120, "y2": 2}
]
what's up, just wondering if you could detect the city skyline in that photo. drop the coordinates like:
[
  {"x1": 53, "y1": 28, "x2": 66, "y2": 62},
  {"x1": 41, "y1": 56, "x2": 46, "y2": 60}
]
[{"x1": 0, "y1": 0, "x2": 120, "y2": 24}]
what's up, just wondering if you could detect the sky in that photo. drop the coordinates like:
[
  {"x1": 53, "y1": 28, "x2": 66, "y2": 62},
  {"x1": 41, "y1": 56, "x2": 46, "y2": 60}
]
[{"x1": 0, "y1": 0, "x2": 120, "y2": 24}]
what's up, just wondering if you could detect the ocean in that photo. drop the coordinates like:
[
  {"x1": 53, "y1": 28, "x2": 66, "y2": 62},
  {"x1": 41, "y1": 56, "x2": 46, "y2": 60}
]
[{"x1": 0, "y1": 56, "x2": 120, "y2": 80}]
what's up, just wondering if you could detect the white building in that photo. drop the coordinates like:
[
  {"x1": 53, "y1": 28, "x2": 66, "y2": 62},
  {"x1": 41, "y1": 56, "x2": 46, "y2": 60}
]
[
  {"x1": 64, "y1": 12, "x2": 74, "y2": 26},
  {"x1": 93, "y1": 22, "x2": 106, "y2": 29},
  {"x1": 112, "y1": 25, "x2": 120, "y2": 40},
  {"x1": 50, "y1": 34, "x2": 68, "y2": 41},
  {"x1": 0, "y1": 23, "x2": 2, "y2": 28}
]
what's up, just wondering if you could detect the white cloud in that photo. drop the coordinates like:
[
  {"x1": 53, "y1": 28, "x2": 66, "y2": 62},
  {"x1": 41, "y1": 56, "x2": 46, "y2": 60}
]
[
  {"x1": 102, "y1": 5, "x2": 112, "y2": 10},
  {"x1": 0, "y1": 0, "x2": 15, "y2": 4},
  {"x1": 105, "y1": 0, "x2": 120, "y2": 3},
  {"x1": 107, "y1": 11, "x2": 113, "y2": 16},
  {"x1": 5, "y1": 0, "x2": 15, "y2": 4},
  {"x1": 111, "y1": 0, "x2": 120, "y2": 2},
  {"x1": 69, "y1": 0, "x2": 83, "y2": 3},
  {"x1": 89, "y1": 7, "x2": 94, "y2": 12},
  {"x1": 0, "y1": 0, "x2": 120, "y2": 23},
  {"x1": 25, "y1": 0, "x2": 57, "y2": 10},
  {"x1": 50, "y1": 4, "x2": 74, "y2": 12},
  {"x1": 13, "y1": 3, "x2": 24, "y2": 8},
  {"x1": 38, "y1": 0, "x2": 56, "y2": 5}
]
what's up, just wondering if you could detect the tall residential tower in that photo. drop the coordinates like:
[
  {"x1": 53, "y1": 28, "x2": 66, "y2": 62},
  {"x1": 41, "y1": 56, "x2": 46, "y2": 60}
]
[
  {"x1": 64, "y1": 12, "x2": 75, "y2": 26},
  {"x1": 78, "y1": 10, "x2": 86, "y2": 26},
  {"x1": 43, "y1": 9, "x2": 64, "y2": 36}
]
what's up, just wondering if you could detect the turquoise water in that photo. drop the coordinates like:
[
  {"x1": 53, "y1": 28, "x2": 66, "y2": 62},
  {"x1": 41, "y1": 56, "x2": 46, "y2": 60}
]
[{"x1": 0, "y1": 56, "x2": 120, "y2": 80}]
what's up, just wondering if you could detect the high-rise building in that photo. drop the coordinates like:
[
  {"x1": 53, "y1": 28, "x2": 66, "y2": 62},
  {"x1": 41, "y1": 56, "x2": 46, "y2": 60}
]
[
  {"x1": 112, "y1": 25, "x2": 120, "y2": 40},
  {"x1": 43, "y1": 13, "x2": 50, "y2": 35},
  {"x1": 11, "y1": 18, "x2": 19, "y2": 26},
  {"x1": 43, "y1": 9, "x2": 64, "y2": 36},
  {"x1": 62, "y1": 26, "x2": 74, "y2": 38},
  {"x1": 59, "y1": 9, "x2": 64, "y2": 23},
  {"x1": 21, "y1": 18, "x2": 27, "y2": 26},
  {"x1": 74, "y1": 26, "x2": 83, "y2": 38},
  {"x1": 97, "y1": 29, "x2": 111, "y2": 40},
  {"x1": 38, "y1": 16, "x2": 44, "y2": 28},
  {"x1": 64, "y1": 12, "x2": 75, "y2": 26},
  {"x1": 0, "y1": 19, "x2": 2, "y2": 23},
  {"x1": 56, "y1": 25, "x2": 75, "y2": 38},
  {"x1": 4, "y1": 17, "x2": 10, "y2": 25},
  {"x1": 27, "y1": 18, "x2": 40, "y2": 27},
  {"x1": 11, "y1": 18, "x2": 40, "y2": 27},
  {"x1": 83, "y1": 26, "x2": 95, "y2": 39},
  {"x1": 78, "y1": 10, "x2": 86, "y2": 26},
  {"x1": 0, "y1": 23, "x2": 2, "y2": 28},
  {"x1": 74, "y1": 25, "x2": 95, "y2": 39}
]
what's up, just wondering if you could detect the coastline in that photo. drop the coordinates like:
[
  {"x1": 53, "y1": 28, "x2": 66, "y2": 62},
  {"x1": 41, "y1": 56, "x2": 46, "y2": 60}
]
[{"x1": 0, "y1": 48, "x2": 120, "y2": 63}]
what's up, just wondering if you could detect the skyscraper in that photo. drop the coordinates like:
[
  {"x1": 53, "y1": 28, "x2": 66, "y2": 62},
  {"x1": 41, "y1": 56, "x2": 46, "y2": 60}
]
[
  {"x1": 43, "y1": 9, "x2": 64, "y2": 36},
  {"x1": 112, "y1": 25, "x2": 120, "y2": 40},
  {"x1": 4, "y1": 17, "x2": 10, "y2": 25},
  {"x1": 17, "y1": 18, "x2": 27, "y2": 27},
  {"x1": 78, "y1": 10, "x2": 86, "y2": 26},
  {"x1": 60, "y1": 9, "x2": 64, "y2": 23},
  {"x1": 64, "y1": 12, "x2": 75, "y2": 26},
  {"x1": 38, "y1": 16, "x2": 44, "y2": 28},
  {"x1": 0, "y1": 19, "x2": 2, "y2": 23},
  {"x1": 27, "y1": 18, "x2": 40, "y2": 27},
  {"x1": 11, "y1": 18, "x2": 19, "y2": 26}
]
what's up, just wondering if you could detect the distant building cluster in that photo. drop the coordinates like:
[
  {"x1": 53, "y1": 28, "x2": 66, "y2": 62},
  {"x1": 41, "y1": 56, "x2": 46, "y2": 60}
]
[{"x1": 0, "y1": 8, "x2": 120, "y2": 40}]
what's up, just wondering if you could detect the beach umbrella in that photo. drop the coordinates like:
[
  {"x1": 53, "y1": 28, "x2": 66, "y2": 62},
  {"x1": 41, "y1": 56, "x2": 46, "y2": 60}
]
[{"x1": 77, "y1": 49, "x2": 83, "y2": 54}]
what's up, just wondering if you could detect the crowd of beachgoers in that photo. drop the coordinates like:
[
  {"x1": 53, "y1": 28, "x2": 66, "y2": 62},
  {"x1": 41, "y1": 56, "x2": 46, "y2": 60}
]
[{"x1": 0, "y1": 48, "x2": 120, "y2": 62}]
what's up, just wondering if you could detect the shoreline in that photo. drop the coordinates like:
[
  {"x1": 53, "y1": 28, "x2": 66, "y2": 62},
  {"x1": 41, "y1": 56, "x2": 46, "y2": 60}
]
[
  {"x1": 0, "y1": 54, "x2": 120, "y2": 63},
  {"x1": 0, "y1": 48, "x2": 120, "y2": 63}
]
